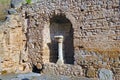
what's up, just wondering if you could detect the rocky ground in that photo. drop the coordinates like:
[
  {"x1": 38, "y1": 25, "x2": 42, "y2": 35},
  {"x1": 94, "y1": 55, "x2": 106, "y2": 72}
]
[{"x1": 0, "y1": 72, "x2": 97, "y2": 80}]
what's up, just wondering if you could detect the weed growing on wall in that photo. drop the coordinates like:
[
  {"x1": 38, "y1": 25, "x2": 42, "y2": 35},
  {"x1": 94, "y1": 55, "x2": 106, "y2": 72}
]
[{"x1": 26, "y1": 0, "x2": 31, "y2": 4}]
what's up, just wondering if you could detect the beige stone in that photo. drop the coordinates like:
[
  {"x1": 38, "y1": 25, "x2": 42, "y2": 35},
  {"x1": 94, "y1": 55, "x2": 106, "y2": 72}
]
[
  {"x1": 36, "y1": 63, "x2": 42, "y2": 69},
  {"x1": 19, "y1": 65, "x2": 24, "y2": 71},
  {"x1": 0, "y1": 14, "x2": 27, "y2": 73},
  {"x1": 86, "y1": 66, "x2": 96, "y2": 78}
]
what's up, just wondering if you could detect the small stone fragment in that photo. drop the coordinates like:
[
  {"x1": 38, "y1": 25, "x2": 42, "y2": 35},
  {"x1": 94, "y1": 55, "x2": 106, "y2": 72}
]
[{"x1": 98, "y1": 68, "x2": 113, "y2": 80}]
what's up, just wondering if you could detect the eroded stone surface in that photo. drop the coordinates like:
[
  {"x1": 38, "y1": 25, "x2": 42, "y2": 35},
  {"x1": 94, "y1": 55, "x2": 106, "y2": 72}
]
[
  {"x1": 98, "y1": 68, "x2": 113, "y2": 80},
  {"x1": 0, "y1": 0, "x2": 120, "y2": 79},
  {"x1": 0, "y1": 14, "x2": 30, "y2": 74},
  {"x1": 86, "y1": 66, "x2": 96, "y2": 78},
  {"x1": 43, "y1": 63, "x2": 83, "y2": 77}
]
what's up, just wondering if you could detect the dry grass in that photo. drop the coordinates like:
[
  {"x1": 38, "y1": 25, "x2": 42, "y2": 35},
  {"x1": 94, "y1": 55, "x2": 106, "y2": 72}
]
[{"x1": 0, "y1": 0, "x2": 10, "y2": 21}]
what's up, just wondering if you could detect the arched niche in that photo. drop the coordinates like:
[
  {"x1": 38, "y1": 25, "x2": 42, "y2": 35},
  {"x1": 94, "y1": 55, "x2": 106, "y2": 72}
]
[{"x1": 47, "y1": 14, "x2": 74, "y2": 64}]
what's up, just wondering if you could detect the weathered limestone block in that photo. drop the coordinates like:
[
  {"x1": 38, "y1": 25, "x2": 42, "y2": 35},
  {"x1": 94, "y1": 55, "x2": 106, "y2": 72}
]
[
  {"x1": 0, "y1": 14, "x2": 29, "y2": 74},
  {"x1": 19, "y1": 63, "x2": 31, "y2": 73},
  {"x1": 86, "y1": 66, "x2": 96, "y2": 78},
  {"x1": 8, "y1": 8, "x2": 17, "y2": 15},
  {"x1": 36, "y1": 63, "x2": 42, "y2": 69},
  {"x1": 98, "y1": 68, "x2": 113, "y2": 80},
  {"x1": 43, "y1": 63, "x2": 83, "y2": 77},
  {"x1": 11, "y1": 0, "x2": 26, "y2": 9}
]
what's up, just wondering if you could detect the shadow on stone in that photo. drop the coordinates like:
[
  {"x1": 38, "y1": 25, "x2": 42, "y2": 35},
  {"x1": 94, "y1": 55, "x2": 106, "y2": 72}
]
[
  {"x1": 32, "y1": 64, "x2": 43, "y2": 73},
  {"x1": 22, "y1": 78, "x2": 29, "y2": 80}
]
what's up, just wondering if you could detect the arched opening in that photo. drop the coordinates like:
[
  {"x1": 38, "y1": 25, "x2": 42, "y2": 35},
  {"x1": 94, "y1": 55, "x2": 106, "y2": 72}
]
[{"x1": 48, "y1": 14, "x2": 74, "y2": 64}]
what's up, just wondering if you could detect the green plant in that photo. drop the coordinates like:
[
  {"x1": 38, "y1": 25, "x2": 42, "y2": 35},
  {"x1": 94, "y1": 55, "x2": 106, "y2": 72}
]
[{"x1": 26, "y1": 0, "x2": 31, "y2": 4}]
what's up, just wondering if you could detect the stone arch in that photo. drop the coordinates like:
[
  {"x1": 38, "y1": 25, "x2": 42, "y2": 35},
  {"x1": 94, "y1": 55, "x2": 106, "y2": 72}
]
[
  {"x1": 43, "y1": 14, "x2": 74, "y2": 64},
  {"x1": 48, "y1": 14, "x2": 74, "y2": 64}
]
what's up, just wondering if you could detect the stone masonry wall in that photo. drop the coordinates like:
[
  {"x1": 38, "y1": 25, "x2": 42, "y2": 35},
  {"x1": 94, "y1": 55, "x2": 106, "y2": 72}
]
[
  {"x1": 20, "y1": 0, "x2": 120, "y2": 78},
  {"x1": 42, "y1": 63, "x2": 83, "y2": 77},
  {"x1": 0, "y1": 0, "x2": 119, "y2": 78},
  {"x1": 0, "y1": 14, "x2": 31, "y2": 74}
]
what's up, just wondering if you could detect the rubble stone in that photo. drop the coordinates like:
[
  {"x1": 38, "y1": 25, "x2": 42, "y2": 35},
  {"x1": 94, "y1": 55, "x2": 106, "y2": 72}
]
[
  {"x1": 86, "y1": 66, "x2": 96, "y2": 78},
  {"x1": 98, "y1": 68, "x2": 113, "y2": 80}
]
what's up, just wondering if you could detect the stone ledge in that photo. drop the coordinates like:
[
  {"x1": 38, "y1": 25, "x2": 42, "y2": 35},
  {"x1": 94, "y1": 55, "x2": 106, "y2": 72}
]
[{"x1": 42, "y1": 63, "x2": 83, "y2": 77}]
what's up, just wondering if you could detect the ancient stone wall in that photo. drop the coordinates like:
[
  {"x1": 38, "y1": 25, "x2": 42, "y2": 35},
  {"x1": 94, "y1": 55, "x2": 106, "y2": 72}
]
[
  {"x1": 43, "y1": 63, "x2": 83, "y2": 77},
  {"x1": 0, "y1": 0, "x2": 119, "y2": 79},
  {"x1": 21, "y1": 0, "x2": 120, "y2": 78},
  {"x1": 0, "y1": 14, "x2": 30, "y2": 74}
]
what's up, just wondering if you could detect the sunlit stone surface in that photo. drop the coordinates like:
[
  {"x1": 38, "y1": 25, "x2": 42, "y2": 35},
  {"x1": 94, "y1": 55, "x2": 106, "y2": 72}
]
[{"x1": 54, "y1": 35, "x2": 64, "y2": 65}]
